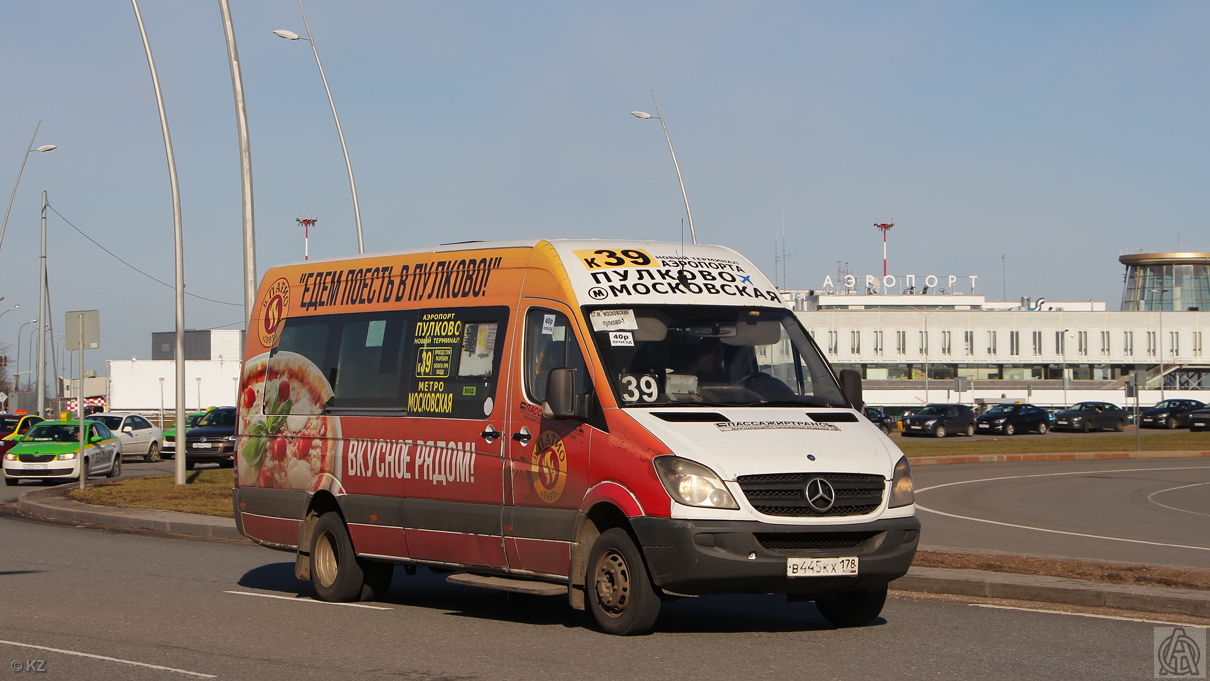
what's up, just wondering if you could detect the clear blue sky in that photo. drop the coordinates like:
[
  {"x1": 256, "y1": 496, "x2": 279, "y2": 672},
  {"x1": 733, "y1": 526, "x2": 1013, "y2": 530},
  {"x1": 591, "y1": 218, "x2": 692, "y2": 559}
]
[{"x1": 2, "y1": 1, "x2": 1207, "y2": 373}]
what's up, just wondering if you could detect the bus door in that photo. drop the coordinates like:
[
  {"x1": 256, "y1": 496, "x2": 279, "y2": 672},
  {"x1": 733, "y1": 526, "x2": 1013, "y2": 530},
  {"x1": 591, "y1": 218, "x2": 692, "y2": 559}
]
[
  {"x1": 504, "y1": 302, "x2": 594, "y2": 577},
  {"x1": 396, "y1": 306, "x2": 513, "y2": 569}
]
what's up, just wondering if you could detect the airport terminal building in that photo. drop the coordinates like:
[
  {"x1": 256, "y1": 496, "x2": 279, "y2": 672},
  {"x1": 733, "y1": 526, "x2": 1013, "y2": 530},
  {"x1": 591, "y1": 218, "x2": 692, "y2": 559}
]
[{"x1": 785, "y1": 250, "x2": 1210, "y2": 408}]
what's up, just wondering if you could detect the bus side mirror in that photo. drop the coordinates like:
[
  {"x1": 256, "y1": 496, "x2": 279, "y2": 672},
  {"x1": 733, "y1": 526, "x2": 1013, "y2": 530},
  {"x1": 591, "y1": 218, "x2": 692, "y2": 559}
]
[
  {"x1": 839, "y1": 369, "x2": 864, "y2": 411},
  {"x1": 543, "y1": 368, "x2": 590, "y2": 421}
]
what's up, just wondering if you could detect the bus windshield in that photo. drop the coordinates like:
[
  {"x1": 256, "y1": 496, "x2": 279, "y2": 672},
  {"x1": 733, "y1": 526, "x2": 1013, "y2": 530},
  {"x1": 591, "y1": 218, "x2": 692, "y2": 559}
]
[{"x1": 585, "y1": 305, "x2": 847, "y2": 408}]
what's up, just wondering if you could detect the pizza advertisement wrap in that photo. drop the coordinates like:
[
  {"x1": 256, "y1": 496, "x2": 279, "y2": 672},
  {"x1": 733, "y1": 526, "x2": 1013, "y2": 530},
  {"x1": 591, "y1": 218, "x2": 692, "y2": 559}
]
[{"x1": 237, "y1": 352, "x2": 342, "y2": 492}]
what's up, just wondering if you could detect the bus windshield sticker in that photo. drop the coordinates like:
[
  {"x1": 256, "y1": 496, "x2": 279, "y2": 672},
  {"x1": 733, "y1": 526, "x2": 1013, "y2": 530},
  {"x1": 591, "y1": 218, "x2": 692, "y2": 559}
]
[{"x1": 589, "y1": 309, "x2": 637, "y2": 332}]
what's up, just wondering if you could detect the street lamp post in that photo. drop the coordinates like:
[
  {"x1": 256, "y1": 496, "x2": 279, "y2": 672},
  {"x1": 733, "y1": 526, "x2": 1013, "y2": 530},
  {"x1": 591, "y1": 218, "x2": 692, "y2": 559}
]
[
  {"x1": 0, "y1": 304, "x2": 19, "y2": 324},
  {"x1": 1060, "y1": 328, "x2": 1070, "y2": 408},
  {"x1": 631, "y1": 86, "x2": 697, "y2": 244},
  {"x1": 274, "y1": 1, "x2": 364, "y2": 255},
  {"x1": 37, "y1": 192, "x2": 48, "y2": 416},
  {"x1": 14, "y1": 318, "x2": 36, "y2": 391},
  {"x1": 132, "y1": 0, "x2": 188, "y2": 485},
  {"x1": 1151, "y1": 286, "x2": 1167, "y2": 401},
  {"x1": 0, "y1": 121, "x2": 56, "y2": 258},
  {"x1": 911, "y1": 306, "x2": 943, "y2": 403},
  {"x1": 24, "y1": 324, "x2": 39, "y2": 392}
]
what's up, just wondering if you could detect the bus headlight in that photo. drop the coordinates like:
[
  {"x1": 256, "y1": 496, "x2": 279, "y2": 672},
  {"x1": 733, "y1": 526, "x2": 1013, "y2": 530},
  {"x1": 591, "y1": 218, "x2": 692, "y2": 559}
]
[
  {"x1": 888, "y1": 456, "x2": 914, "y2": 508},
  {"x1": 653, "y1": 457, "x2": 739, "y2": 509}
]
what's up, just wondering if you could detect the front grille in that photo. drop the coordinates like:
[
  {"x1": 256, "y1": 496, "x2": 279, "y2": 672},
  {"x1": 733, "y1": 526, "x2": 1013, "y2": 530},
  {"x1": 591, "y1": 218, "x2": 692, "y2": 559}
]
[
  {"x1": 755, "y1": 531, "x2": 880, "y2": 551},
  {"x1": 9, "y1": 468, "x2": 74, "y2": 476},
  {"x1": 736, "y1": 472, "x2": 885, "y2": 517},
  {"x1": 18, "y1": 454, "x2": 57, "y2": 463}
]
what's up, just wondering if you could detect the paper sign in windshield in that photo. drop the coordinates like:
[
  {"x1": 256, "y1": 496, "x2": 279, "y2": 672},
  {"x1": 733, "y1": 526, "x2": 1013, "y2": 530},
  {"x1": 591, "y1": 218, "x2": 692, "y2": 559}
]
[
  {"x1": 609, "y1": 331, "x2": 635, "y2": 347},
  {"x1": 589, "y1": 309, "x2": 638, "y2": 332},
  {"x1": 716, "y1": 421, "x2": 840, "y2": 432}
]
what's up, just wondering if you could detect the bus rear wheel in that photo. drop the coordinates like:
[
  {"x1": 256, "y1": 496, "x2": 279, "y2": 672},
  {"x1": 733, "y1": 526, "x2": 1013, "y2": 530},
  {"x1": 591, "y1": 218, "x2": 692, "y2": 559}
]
[{"x1": 310, "y1": 512, "x2": 391, "y2": 602}]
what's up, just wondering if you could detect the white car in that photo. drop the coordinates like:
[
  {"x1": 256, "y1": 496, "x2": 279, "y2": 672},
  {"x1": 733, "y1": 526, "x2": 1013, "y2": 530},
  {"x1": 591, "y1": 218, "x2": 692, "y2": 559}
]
[{"x1": 89, "y1": 412, "x2": 165, "y2": 462}]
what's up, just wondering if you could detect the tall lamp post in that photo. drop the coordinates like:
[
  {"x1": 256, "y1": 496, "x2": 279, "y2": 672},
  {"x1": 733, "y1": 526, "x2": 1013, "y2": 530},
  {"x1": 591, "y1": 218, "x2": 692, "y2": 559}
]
[
  {"x1": 274, "y1": 2, "x2": 365, "y2": 255},
  {"x1": 14, "y1": 318, "x2": 36, "y2": 391},
  {"x1": 631, "y1": 86, "x2": 697, "y2": 244},
  {"x1": 1151, "y1": 286, "x2": 1167, "y2": 401},
  {"x1": 0, "y1": 122, "x2": 56, "y2": 257},
  {"x1": 911, "y1": 306, "x2": 943, "y2": 403},
  {"x1": 1060, "y1": 328, "x2": 1070, "y2": 408}
]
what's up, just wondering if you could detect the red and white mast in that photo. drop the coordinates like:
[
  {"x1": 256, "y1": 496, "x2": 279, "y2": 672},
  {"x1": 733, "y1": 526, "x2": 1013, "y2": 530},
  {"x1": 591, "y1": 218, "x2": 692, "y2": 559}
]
[
  {"x1": 297, "y1": 215, "x2": 318, "y2": 260},
  {"x1": 874, "y1": 220, "x2": 894, "y2": 277}
]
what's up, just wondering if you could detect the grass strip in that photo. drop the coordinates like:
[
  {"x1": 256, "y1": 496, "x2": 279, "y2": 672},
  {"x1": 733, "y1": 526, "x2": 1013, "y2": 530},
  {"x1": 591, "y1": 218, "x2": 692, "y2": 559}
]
[
  {"x1": 68, "y1": 470, "x2": 234, "y2": 518},
  {"x1": 897, "y1": 431, "x2": 1210, "y2": 457},
  {"x1": 915, "y1": 549, "x2": 1210, "y2": 591}
]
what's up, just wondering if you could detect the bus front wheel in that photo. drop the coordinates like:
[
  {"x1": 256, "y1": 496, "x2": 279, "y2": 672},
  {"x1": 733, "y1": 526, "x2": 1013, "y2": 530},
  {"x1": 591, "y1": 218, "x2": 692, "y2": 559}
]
[{"x1": 587, "y1": 528, "x2": 661, "y2": 635}]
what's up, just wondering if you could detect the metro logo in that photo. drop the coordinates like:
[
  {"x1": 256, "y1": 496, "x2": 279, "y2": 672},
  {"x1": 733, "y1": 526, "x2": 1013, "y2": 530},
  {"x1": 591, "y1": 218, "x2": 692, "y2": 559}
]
[{"x1": 574, "y1": 248, "x2": 658, "y2": 270}]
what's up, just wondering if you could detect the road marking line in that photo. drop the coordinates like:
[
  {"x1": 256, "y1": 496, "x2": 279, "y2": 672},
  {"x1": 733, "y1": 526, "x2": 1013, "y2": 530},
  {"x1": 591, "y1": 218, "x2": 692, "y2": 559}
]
[
  {"x1": 915, "y1": 465, "x2": 1210, "y2": 495},
  {"x1": 969, "y1": 603, "x2": 1200, "y2": 626},
  {"x1": 915, "y1": 464, "x2": 1210, "y2": 552},
  {"x1": 1147, "y1": 482, "x2": 1210, "y2": 518},
  {"x1": 0, "y1": 639, "x2": 215, "y2": 678},
  {"x1": 916, "y1": 504, "x2": 1210, "y2": 552},
  {"x1": 224, "y1": 590, "x2": 393, "y2": 610}
]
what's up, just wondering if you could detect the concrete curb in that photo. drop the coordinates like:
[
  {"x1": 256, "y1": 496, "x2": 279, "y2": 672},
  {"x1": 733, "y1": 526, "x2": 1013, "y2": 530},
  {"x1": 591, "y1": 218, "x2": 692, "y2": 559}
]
[
  {"x1": 15, "y1": 480, "x2": 1210, "y2": 620},
  {"x1": 909, "y1": 450, "x2": 1210, "y2": 466},
  {"x1": 894, "y1": 566, "x2": 1210, "y2": 619},
  {"x1": 16, "y1": 484, "x2": 241, "y2": 540}
]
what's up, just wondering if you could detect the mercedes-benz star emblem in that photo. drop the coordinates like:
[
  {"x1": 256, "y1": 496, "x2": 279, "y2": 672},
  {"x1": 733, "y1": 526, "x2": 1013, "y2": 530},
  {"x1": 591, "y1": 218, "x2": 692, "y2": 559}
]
[{"x1": 804, "y1": 478, "x2": 836, "y2": 513}]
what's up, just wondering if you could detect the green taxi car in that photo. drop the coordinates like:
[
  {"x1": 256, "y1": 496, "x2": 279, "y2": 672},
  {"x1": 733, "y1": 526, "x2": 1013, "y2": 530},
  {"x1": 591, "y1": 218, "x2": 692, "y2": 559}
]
[
  {"x1": 2, "y1": 420, "x2": 123, "y2": 486},
  {"x1": 162, "y1": 411, "x2": 207, "y2": 459}
]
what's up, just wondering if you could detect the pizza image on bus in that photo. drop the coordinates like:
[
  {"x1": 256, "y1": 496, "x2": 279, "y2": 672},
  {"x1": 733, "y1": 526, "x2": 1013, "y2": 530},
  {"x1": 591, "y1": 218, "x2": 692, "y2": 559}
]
[{"x1": 237, "y1": 351, "x2": 340, "y2": 492}]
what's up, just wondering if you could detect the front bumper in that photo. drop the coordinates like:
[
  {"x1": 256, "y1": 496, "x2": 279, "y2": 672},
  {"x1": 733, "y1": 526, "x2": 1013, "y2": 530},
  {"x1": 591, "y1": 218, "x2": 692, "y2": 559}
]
[
  {"x1": 184, "y1": 443, "x2": 234, "y2": 463},
  {"x1": 3, "y1": 459, "x2": 80, "y2": 478},
  {"x1": 902, "y1": 422, "x2": 936, "y2": 435},
  {"x1": 630, "y1": 515, "x2": 920, "y2": 596}
]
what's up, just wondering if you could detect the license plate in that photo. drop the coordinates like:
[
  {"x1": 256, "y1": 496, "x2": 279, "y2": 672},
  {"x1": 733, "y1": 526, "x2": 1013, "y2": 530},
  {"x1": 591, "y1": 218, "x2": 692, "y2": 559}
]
[
  {"x1": 909, "y1": 425, "x2": 921, "y2": 430},
  {"x1": 1056, "y1": 420, "x2": 1068, "y2": 425},
  {"x1": 192, "y1": 442, "x2": 212, "y2": 449},
  {"x1": 977, "y1": 424, "x2": 989, "y2": 428},
  {"x1": 24, "y1": 463, "x2": 48, "y2": 470},
  {"x1": 787, "y1": 557, "x2": 858, "y2": 577}
]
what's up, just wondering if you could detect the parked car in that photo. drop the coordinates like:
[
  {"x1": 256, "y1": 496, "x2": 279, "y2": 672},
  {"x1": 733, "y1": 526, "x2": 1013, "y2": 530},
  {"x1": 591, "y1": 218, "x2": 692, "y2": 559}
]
[
  {"x1": 1052, "y1": 402, "x2": 1129, "y2": 432},
  {"x1": 975, "y1": 403, "x2": 1050, "y2": 435},
  {"x1": 1189, "y1": 408, "x2": 1210, "y2": 432},
  {"x1": 0, "y1": 413, "x2": 45, "y2": 458},
  {"x1": 2, "y1": 419, "x2": 122, "y2": 485},
  {"x1": 902, "y1": 403, "x2": 976, "y2": 438},
  {"x1": 183, "y1": 406, "x2": 237, "y2": 469},
  {"x1": 1139, "y1": 399, "x2": 1207, "y2": 429},
  {"x1": 90, "y1": 412, "x2": 165, "y2": 462},
  {"x1": 162, "y1": 411, "x2": 207, "y2": 459},
  {"x1": 862, "y1": 406, "x2": 895, "y2": 435}
]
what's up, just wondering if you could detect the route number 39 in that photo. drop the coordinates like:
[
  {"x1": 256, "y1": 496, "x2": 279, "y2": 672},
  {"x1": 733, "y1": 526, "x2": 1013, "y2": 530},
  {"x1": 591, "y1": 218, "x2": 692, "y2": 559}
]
[{"x1": 620, "y1": 374, "x2": 658, "y2": 402}]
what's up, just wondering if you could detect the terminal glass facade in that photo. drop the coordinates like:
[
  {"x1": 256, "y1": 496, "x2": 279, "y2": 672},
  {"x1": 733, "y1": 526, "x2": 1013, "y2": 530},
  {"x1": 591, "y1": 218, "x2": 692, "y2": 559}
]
[{"x1": 1121, "y1": 257, "x2": 1210, "y2": 312}]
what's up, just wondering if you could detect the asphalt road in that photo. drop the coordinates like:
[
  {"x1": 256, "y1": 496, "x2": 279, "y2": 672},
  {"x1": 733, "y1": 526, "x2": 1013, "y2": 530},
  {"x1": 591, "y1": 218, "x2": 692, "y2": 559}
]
[
  {"x1": 0, "y1": 507, "x2": 1194, "y2": 681},
  {"x1": 914, "y1": 457, "x2": 1210, "y2": 569}
]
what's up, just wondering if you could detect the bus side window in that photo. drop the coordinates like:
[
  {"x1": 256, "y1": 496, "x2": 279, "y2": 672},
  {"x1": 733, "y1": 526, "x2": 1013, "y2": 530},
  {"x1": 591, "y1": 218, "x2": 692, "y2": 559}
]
[{"x1": 525, "y1": 309, "x2": 589, "y2": 404}]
